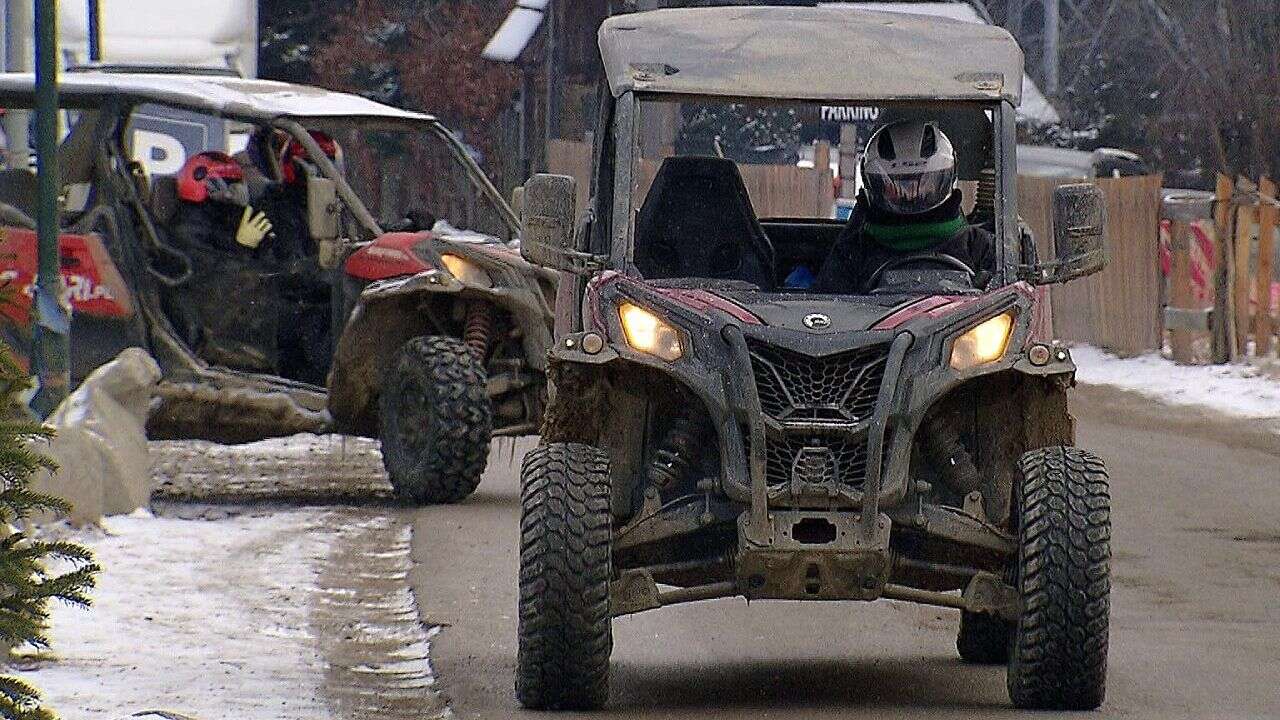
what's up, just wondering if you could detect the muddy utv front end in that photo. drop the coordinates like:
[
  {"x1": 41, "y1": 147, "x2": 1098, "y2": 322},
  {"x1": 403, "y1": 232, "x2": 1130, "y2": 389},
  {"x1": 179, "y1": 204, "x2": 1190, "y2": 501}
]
[
  {"x1": 523, "y1": 275, "x2": 1109, "y2": 711},
  {"x1": 329, "y1": 234, "x2": 557, "y2": 504}
]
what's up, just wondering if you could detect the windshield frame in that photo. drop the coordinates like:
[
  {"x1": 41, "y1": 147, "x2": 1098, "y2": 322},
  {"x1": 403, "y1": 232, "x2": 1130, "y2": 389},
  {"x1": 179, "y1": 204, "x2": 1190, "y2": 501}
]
[
  {"x1": 272, "y1": 116, "x2": 520, "y2": 241},
  {"x1": 0, "y1": 94, "x2": 519, "y2": 241},
  {"x1": 614, "y1": 91, "x2": 1017, "y2": 289}
]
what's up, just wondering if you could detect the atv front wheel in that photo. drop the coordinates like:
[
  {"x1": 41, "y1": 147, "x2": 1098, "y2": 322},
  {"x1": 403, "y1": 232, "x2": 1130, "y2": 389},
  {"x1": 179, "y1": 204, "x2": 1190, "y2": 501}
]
[
  {"x1": 1007, "y1": 446, "x2": 1111, "y2": 710},
  {"x1": 516, "y1": 442, "x2": 612, "y2": 710},
  {"x1": 378, "y1": 336, "x2": 492, "y2": 504}
]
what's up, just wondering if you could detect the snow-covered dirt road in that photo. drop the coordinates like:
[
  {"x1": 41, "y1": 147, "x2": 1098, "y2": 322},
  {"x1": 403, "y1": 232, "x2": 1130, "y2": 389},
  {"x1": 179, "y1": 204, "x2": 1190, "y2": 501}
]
[{"x1": 23, "y1": 438, "x2": 446, "y2": 720}]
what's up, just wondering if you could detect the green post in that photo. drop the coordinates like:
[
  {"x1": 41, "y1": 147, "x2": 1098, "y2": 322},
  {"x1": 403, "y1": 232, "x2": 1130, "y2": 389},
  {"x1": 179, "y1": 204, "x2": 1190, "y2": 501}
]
[{"x1": 31, "y1": 0, "x2": 69, "y2": 417}]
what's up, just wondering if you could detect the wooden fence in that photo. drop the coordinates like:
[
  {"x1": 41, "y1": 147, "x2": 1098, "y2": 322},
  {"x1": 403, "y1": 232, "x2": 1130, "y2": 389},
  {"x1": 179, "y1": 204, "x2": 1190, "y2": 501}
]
[
  {"x1": 1219, "y1": 176, "x2": 1280, "y2": 361},
  {"x1": 1019, "y1": 175, "x2": 1165, "y2": 357}
]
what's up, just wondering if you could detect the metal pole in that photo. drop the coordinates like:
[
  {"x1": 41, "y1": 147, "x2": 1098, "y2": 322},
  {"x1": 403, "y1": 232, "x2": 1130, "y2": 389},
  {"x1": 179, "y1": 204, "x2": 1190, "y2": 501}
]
[
  {"x1": 87, "y1": 0, "x2": 101, "y2": 62},
  {"x1": 520, "y1": 67, "x2": 534, "y2": 181},
  {"x1": 32, "y1": 0, "x2": 70, "y2": 417},
  {"x1": 543, "y1": 0, "x2": 558, "y2": 166},
  {"x1": 1042, "y1": 0, "x2": 1060, "y2": 96}
]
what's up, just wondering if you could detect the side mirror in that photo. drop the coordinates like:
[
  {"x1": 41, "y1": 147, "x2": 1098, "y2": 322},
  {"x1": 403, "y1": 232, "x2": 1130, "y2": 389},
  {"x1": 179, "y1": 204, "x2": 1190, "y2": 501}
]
[
  {"x1": 1029, "y1": 183, "x2": 1109, "y2": 285},
  {"x1": 520, "y1": 173, "x2": 578, "y2": 271}
]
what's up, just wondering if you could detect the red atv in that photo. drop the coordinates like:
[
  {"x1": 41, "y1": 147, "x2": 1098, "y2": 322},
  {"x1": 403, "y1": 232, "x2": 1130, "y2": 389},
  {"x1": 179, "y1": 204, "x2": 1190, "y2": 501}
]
[
  {"x1": 0, "y1": 70, "x2": 554, "y2": 503},
  {"x1": 513, "y1": 7, "x2": 1112, "y2": 712}
]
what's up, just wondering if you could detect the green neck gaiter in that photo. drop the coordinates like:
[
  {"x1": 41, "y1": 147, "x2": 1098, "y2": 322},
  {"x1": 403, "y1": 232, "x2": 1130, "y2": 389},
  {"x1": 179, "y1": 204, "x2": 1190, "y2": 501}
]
[{"x1": 864, "y1": 215, "x2": 967, "y2": 252}]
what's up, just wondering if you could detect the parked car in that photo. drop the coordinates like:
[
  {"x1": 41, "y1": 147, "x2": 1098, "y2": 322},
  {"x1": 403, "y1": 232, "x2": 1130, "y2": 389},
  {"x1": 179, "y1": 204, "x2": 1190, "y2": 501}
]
[
  {"x1": 0, "y1": 71, "x2": 555, "y2": 503},
  {"x1": 513, "y1": 6, "x2": 1112, "y2": 711},
  {"x1": 1018, "y1": 144, "x2": 1150, "y2": 179}
]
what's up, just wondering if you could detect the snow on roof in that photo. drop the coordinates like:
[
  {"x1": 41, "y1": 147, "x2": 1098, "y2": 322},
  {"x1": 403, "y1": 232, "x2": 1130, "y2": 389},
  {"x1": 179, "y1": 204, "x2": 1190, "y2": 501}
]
[
  {"x1": 482, "y1": 0, "x2": 550, "y2": 63},
  {"x1": 599, "y1": 6, "x2": 1025, "y2": 104},
  {"x1": 821, "y1": 2, "x2": 1061, "y2": 124},
  {"x1": 0, "y1": 72, "x2": 435, "y2": 124}
]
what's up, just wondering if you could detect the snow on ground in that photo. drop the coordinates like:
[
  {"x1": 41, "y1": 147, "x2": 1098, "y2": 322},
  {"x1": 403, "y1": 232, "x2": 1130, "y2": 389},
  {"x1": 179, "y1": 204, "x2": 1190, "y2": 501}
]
[
  {"x1": 21, "y1": 500, "x2": 444, "y2": 720},
  {"x1": 26, "y1": 508, "x2": 337, "y2": 720},
  {"x1": 1072, "y1": 345, "x2": 1280, "y2": 421}
]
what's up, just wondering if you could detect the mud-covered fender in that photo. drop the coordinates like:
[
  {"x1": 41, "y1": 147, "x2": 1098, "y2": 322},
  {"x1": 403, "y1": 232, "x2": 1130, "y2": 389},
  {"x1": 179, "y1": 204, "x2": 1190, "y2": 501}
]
[{"x1": 327, "y1": 257, "x2": 554, "y2": 437}]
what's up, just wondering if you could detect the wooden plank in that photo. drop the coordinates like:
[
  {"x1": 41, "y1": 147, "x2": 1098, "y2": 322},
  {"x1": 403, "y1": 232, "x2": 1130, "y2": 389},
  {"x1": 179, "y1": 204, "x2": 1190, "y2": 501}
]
[
  {"x1": 1233, "y1": 198, "x2": 1256, "y2": 357},
  {"x1": 1254, "y1": 177, "x2": 1277, "y2": 356},
  {"x1": 813, "y1": 141, "x2": 831, "y2": 217},
  {"x1": 1023, "y1": 174, "x2": 1163, "y2": 355},
  {"x1": 546, "y1": 139, "x2": 594, "y2": 216},
  {"x1": 1092, "y1": 175, "x2": 1164, "y2": 356},
  {"x1": 1212, "y1": 174, "x2": 1235, "y2": 363},
  {"x1": 1167, "y1": 219, "x2": 1196, "y2": 363}
]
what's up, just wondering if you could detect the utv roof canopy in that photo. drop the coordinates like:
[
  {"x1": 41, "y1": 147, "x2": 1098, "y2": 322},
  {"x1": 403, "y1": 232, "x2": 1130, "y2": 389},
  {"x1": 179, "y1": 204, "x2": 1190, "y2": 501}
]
[
  {"x1": 598, "y1": 6, "x2": 1025, "y2": 105},
  {"x1": 0, "y1": 72, "x2": 436, "y2": 124}
]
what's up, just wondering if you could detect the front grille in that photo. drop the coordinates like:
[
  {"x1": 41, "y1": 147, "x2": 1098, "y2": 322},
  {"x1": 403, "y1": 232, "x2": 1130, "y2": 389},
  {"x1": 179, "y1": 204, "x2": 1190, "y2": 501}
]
[
  {"x1": 747, "y1": 341, "x2": 889, "y2": 424},
  {"x1": 763, "y1": 434, "x2": 869, "y2": 490}
]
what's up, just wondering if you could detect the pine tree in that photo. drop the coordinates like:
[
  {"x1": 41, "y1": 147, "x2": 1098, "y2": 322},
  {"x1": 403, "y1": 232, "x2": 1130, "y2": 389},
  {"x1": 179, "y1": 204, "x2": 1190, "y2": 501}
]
[{"x1": 0, "y1": 341, "x2": 98, "y2": 720}]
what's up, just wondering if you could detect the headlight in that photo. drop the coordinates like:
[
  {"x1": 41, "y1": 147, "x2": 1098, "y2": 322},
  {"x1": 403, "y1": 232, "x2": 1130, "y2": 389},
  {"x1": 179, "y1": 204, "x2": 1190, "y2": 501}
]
[
  {"x1": 440, "y1": 253, "x2": 491, "y2": 287},
  {"x1": 618, "y1": 302, "x2": 683, "y2": 361},
  {"x1": 950, "y1": 312, "x2": 1015, "y2": 370}
]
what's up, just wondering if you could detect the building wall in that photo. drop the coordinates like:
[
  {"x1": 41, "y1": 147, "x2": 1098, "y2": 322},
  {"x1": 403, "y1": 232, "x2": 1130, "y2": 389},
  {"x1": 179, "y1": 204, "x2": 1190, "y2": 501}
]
[{"x1": 2, "y1": 0, "x2": 258, "y2": 76}]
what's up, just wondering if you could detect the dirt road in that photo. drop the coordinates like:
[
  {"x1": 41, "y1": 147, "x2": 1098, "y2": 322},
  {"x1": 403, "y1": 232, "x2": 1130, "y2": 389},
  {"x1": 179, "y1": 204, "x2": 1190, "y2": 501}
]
[{"x1": 410, "y1": 390, "x2": 1280, "y2": 719}]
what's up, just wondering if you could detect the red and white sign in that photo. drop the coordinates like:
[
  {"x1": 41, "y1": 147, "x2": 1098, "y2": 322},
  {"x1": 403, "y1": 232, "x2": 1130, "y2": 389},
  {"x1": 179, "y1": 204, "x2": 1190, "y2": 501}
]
[{"x1": 0, "y1": 227, "x2": 133, "y2": 324}]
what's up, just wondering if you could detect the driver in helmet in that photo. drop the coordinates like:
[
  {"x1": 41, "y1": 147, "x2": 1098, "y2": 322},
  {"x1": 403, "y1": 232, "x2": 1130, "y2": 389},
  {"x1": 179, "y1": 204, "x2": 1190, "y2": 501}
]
[
  {"x1": 249, "y1": 129, "x2": 341, "y2": 263},
  {"x1": 814, "y1": 120, "x2": 995, "y2": 293},
  {"x1": 172, "y1": 151, "x2": 275, "y2": 253}
]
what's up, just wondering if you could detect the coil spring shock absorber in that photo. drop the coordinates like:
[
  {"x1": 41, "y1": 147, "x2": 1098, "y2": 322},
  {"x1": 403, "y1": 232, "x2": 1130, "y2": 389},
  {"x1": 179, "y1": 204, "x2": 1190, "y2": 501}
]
[
  {"x1": 647, "y1": 409, "x2": 705, "y2": 489},
  {"x1": 463, "y1": 301, "x2": 494, "y2": 361}
]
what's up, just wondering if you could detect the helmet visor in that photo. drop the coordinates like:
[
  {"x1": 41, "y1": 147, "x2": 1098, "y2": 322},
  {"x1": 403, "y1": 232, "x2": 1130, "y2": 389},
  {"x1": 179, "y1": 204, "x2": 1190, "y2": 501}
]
[{"x1": 864, "y1": 166, "x2": 956, "y2": 216}]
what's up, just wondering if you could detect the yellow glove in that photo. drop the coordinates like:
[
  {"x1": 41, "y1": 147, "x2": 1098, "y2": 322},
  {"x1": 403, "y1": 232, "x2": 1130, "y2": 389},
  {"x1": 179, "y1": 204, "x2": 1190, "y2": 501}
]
[{"x1": 235, "y1": 206, "x2": 274, "y2": 249}]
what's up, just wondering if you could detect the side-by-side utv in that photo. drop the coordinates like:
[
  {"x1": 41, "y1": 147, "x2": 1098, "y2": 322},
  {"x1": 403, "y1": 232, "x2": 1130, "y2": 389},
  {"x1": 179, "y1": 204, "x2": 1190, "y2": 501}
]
[
  {"x1": 0, "y1": 72, "x2": 555, "y2": 503},
  {"x1": 514, "y1": 7, "x2": 1111, "y2": 712}
]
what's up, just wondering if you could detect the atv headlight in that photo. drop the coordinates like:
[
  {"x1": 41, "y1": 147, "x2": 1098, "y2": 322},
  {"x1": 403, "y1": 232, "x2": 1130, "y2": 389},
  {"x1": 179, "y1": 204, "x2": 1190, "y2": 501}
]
[
  {"x1": 950, "y1": 312, "x2": 1015, "y2": 371},
  {"x1": 440, "y1": 253, "x2": 491, "y2": 288},
  {"x1": 618, "y1": 302, "x2": 683, "y2": 361}
]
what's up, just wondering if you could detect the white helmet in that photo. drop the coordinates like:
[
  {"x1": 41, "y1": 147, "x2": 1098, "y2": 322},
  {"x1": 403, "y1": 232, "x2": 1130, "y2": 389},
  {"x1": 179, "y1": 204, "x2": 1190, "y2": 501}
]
[{"x1": 861, "y1": 120, "x2": 957, "y2": 215}]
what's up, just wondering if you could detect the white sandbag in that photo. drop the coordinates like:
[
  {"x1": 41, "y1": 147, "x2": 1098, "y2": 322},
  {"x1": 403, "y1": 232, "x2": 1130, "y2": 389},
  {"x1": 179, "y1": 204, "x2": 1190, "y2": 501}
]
[{"x1": 34, "y1": 348, "x2": 161, "y2": 525}]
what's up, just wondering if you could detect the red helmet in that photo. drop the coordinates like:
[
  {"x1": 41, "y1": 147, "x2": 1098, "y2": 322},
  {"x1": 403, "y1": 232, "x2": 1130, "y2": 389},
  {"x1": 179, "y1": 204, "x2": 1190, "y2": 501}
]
[
  {"x1": 281, "y1": 131, "x2": 339, "y2": 185},
  {"x1": 177, "y1": 151, "x2": 245, "y2": 203}
]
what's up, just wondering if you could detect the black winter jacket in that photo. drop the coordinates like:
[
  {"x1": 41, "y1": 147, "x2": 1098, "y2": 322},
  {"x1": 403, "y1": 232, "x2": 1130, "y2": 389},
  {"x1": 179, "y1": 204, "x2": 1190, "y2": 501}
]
[{"x1": 814, "y1": 192, "x2": 996, "y2": 294}]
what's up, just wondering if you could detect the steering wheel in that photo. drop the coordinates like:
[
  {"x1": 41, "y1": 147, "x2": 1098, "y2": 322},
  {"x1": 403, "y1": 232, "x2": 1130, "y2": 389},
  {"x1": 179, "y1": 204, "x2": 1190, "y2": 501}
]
[{"x1": 864, "y1": 251, "x2": 976, "y2": 292}]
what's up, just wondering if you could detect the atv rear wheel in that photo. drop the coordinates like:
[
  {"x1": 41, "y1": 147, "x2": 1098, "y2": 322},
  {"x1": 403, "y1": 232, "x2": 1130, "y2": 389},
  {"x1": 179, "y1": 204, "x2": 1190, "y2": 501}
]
[
  {"x1": 957, "y1": 611, "x2": 1011, "y2": 664},
  {"x1": 378, "y1": 336, "x2": 492, "y2": 504},
  {"x1": 516, "y1": 442, "x2": 612, "y2": 710},
  {"x1": 1007, "y1": 446, "x2": 1111, "y2": 710}
]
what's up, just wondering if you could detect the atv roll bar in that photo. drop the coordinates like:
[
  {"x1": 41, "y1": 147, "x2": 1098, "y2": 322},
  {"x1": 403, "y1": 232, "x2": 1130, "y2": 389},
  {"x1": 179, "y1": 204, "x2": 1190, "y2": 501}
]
[
  {"x1": 275, "y1": 119, "x2": 384, "y2": 238},
  {"x1": 275, "y1": 118, "x2": 521, "y2": 241},
  {"x1": 425, "y1": 122, "x2": 521, "y2": 236}
]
